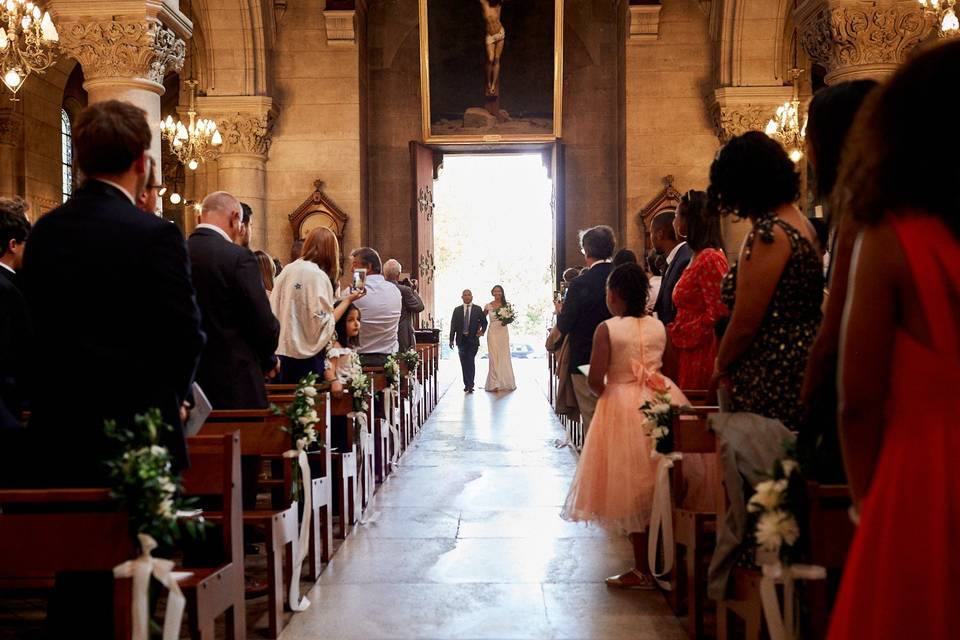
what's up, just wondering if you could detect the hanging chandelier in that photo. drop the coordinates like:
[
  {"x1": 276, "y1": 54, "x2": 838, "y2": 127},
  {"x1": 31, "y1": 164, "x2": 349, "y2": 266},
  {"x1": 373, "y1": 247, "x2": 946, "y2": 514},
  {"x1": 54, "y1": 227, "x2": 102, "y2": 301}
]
[
  {"x1": 159, "y1": 79, "x2": 222, "y2": 171},
  {"x1": 919, "y1": 0, "x2": 960, "y2": 37},
  {"x1": 765, "y1": 68, "x2": 807, "y2": 163},
  {"x1": 0, "y1": 1, "x2": 59, "y2": 99}
]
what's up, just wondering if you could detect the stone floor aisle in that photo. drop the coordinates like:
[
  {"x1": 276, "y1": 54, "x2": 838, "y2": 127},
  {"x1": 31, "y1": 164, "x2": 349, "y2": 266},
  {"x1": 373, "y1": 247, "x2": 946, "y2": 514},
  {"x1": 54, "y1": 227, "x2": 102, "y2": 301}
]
[{"x1": 280, "y1": 361, "x2": 687, "y2": 639}]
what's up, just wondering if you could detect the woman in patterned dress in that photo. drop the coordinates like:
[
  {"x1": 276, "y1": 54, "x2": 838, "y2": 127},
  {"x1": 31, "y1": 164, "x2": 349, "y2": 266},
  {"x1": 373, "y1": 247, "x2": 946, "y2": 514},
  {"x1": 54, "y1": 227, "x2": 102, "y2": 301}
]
[
  {"x1": 708, "y1": 132, "x2": 824, "y2": 429},
  {"x1": 667, "y1": 190, "x2": 730, "y2": 390}
]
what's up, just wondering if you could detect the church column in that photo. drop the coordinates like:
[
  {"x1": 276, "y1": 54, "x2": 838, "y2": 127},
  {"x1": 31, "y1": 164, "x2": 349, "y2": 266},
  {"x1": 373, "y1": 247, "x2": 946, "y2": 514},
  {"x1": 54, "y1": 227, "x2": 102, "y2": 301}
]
[
  {"x1": 50, "y1": 1, "x2": 191, "y2": 163},
  {"x1": 794, "y1": 0, "x2": 933, "y2": 85},
  {"x1": 0, "y1": 109, "x2": 23, "y2": 199},
  {"x1": 197, "y1": 97, "x2": 277, "y2": 250}
]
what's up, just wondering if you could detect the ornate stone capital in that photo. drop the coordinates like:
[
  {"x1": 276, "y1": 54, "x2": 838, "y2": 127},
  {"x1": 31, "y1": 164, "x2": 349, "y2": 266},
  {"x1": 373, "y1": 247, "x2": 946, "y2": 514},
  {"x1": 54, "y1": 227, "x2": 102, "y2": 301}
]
[
  {"x1": 628, "y1": 4, "x2": 662, "y2": 43},
  {"x1": 708, "y1": 86, "x2": 794, "y2": 143},
  {"x1": 794, "y1": 0, "x2": 934, "y2": 85},
  {"x1": 195, "y1": 96, "x2": 278, "y2": 159},
  {"x1": 58, "y1": 18, "x2": 186, "y2": 86}
]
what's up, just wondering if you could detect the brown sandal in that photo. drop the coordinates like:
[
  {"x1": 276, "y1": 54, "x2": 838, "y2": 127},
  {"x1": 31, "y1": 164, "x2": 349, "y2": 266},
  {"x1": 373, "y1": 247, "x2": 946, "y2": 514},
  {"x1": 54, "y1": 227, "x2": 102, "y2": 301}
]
[{"x1": 604, "y1": 569, "x2": 656, "y2": 590}]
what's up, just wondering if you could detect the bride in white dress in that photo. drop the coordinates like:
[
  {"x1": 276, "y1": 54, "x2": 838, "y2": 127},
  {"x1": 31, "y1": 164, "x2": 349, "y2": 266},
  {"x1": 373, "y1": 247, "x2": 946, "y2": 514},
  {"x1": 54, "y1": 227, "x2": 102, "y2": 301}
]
[{"x1": 483, "y1": 285, "x2": 517, "y2": 392}]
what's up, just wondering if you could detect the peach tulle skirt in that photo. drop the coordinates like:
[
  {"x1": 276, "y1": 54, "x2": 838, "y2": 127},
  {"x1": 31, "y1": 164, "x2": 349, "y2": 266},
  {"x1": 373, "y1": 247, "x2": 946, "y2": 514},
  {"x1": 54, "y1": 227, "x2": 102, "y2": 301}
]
[{"x1": 560, "y1": 381, "x2": 717, "y2": 534}]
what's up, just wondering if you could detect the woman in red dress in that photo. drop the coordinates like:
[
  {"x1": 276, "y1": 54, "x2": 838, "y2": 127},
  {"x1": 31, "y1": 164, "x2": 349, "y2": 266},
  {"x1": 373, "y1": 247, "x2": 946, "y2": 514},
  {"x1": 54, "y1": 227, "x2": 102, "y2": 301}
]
[
  {"x1": 667, "y1": 190, "x2": 729, "y2": 390},
  {"x1": 828, "y1": 41, "x2": 960, "y2": 639}
]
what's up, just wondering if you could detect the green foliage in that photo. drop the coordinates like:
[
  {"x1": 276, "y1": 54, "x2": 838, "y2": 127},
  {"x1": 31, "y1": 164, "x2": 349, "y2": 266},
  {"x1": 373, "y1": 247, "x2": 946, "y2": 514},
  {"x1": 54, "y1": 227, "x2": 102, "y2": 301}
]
[
  {"x1": 271, "y1": 372, "x2": 322, "y2": 502},
  {"x1": 103, "y1": 409, "x2": 205, "y2": 550}
]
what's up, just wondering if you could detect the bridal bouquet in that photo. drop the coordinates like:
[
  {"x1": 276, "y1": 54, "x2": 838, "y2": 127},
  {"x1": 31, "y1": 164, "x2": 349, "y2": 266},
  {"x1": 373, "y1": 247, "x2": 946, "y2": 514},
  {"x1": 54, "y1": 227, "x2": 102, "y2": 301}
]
[
  {"x1": 104, "y1": 409, "x2": 205, "y2": 548},
  {"x1": 640, "y1": 391, "x2": 680, "y2": 456},
  {"x1": 494, "y1": 303, "x2": 515, "y2": 326}
]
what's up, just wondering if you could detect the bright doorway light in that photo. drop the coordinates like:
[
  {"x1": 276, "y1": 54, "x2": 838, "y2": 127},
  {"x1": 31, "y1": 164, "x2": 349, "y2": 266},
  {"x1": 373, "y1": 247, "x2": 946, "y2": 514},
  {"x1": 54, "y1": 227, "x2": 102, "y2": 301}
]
[{"x1": 434, "y1": 154, "x2": 555, "y2": 360}]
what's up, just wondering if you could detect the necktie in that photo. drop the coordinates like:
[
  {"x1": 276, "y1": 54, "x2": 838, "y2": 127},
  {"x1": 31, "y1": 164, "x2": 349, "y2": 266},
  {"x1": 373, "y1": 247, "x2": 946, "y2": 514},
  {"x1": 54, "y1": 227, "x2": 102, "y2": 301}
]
[{"x1": 464, "y1": 305, "x2": 470, "y2": 334}]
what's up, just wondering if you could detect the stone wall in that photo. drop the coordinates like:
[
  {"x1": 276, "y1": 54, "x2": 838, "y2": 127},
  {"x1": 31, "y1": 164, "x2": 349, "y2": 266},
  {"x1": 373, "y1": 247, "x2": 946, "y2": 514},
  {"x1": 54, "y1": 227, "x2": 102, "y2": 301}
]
[{"x1": 624, "y1": 0, "x2": 718, "y2": 257}]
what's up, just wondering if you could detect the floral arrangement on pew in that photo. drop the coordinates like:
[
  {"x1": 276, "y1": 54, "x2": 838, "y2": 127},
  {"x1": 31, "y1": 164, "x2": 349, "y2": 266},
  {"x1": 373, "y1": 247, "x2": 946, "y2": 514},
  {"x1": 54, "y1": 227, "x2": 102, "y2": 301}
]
[
  {"x1": 104, "y1": 408, "x2": 206, "y2": 548},
  {"x1": 397, "y1": 348, "x2": 421, "y2": 371},
  {"x1": 346, "y1": 352, "x2": 371, "y2": 414},
  {"x1": 640, "y1": 391, "x2": 682, "y2": 456},
  {"x1": 748, "y1": 455, "x2": 804, "y2": 565},
  {"x1": 494, "y1": 303, "x2": 516, "y2": 326},
  {"x1": 384, "y1": 353, "x2": 401, "y2": 389},
  {"x1": 271, "y1": 372, "x2": 321, "y2": 502}
]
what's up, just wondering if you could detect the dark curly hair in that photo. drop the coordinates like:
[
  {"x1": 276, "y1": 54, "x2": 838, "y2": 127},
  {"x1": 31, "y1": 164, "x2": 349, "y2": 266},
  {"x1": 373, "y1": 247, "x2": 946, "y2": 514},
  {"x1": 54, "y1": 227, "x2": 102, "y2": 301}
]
[
  {"x1": 678, "y1": 189, "x2": 722, "y2": 253},
  {"x1": 836, "y1": 40, "x2": 960, "y2": 239},
  {"x1": 606, "y1": 263, "x2": 649, "y2": 318},
  {"x1": 806, "y1": 80, "x2": 877, "y2": 202},
  {"x1": 707, "y1": 131, "x2": 800, "y2": 221}
]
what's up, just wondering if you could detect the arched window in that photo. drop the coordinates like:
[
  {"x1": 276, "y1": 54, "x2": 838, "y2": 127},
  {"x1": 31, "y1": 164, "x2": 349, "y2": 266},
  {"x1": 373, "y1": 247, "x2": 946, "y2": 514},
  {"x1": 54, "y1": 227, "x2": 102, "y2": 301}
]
[{"x1": 60, "y1": 108, "x2": 73, "y2": 202}]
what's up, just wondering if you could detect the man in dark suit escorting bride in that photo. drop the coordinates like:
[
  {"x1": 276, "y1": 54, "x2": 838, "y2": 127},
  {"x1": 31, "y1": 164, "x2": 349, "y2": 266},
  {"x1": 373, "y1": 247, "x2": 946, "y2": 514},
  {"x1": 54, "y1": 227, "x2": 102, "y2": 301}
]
[{"x1": 450, "y1": 289, "x2": 488, "y2": 393}]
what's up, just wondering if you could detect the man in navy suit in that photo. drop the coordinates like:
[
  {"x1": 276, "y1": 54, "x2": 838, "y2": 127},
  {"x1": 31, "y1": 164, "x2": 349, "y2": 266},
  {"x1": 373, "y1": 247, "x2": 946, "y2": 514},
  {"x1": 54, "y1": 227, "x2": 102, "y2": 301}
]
[
  {"x1": 651, "y1": 210, "x2": 692, "y2": 325},
  {"x1": 449, "y1": 289, "x2": 488, "y2": 393}
]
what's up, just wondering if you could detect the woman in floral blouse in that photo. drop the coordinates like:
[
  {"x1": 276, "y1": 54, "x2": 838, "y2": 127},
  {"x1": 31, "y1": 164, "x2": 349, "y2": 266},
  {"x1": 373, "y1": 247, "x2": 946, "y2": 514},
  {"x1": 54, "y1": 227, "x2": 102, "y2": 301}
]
[{"x1": 667, "y1": 190, "x2": 730, "y2": 390}]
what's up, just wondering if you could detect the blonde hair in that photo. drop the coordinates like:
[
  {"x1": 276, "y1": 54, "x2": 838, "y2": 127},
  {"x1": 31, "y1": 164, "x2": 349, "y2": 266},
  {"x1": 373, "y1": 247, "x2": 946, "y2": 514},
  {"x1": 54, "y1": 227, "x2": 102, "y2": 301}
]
[
  {"x1": 301, "y1": 227, "x2": 341, "y2": 283},
  {"x1": 254, "y1": 250, "x2": 275, "y2": 292}
]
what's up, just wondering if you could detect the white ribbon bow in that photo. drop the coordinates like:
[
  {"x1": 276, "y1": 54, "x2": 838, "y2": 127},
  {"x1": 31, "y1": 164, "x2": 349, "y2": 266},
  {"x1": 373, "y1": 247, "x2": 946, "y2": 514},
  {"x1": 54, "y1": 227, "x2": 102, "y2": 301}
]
[
  {"x1": 281, "y1": 447, "x2": 312, "y2": 612},
  {"x1": 647, "y1": 452, "x2": 683, "y2": 591},
  {"x1": 112, "y1": 533, "x2": 187, "y2": 640},
  {"x1": 759, "y1": 561, "x2": 826, "y2": 640}
]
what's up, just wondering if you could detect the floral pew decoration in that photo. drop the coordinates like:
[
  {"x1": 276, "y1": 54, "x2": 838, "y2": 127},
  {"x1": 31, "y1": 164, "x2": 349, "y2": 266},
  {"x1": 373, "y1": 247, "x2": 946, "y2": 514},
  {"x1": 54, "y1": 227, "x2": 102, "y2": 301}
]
[
  {"x1": 270, "y1": 372, "x2": 323, "y2": 612},
  {"x1": 104, "y1": 409, "x2": 208, "y2": 640},
  {"x1": 345, "y1": 353, "x2": 376, "y2": 516},
  {"x1": 397, "y1": 348, "x2": 423, "y2": 428},
  {"x1": 747, "y1": 453, "x2": 826, "y2": 640},
  {"x1": 382, "y1": 353, "x2": 404, "y2": 468}
]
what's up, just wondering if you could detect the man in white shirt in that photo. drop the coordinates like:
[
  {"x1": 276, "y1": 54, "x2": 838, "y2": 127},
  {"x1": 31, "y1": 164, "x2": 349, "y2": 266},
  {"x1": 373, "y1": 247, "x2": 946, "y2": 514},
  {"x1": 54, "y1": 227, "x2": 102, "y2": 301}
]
[{"x1": 350, "y1": 247, "x2": 402, "y2": 366}]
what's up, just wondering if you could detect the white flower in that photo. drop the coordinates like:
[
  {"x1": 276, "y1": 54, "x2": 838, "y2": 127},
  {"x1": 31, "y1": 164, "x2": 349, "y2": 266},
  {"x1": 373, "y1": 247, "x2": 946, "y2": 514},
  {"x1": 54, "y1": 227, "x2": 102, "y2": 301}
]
[
  {"x1": 748, "y1": 479, "x2": 787, "y2": 513},
  {"x1": 756, "y1": 510, "x2": 800, "y2": 551},
  {"x1": 150, "y1": 445, "x2": 167, "y2": 457},
  {"x1": 159, "y1": 477, "x2": 176, "y2": 496},
  {"x1": 298, "y1": 415, "x2": 313, "y2": 425},
  {"x1": 157, "y1": 497, "x2": 175, "y2": 519},
  {"x1": 651, "y1": 403, "x2": 671, "y2": 415},
  {"x1": 780, "y1": 459, "x2": 798, "y2": 477},
  {"x1": 305, "y1": 396, "x2": 315, "y2": 406},
  {"x1": 303, "y1": 386, "x2": 317, "y2": 397},
  {"x1": 651, "y1": 426, "x2": 666, "y2": 439}
]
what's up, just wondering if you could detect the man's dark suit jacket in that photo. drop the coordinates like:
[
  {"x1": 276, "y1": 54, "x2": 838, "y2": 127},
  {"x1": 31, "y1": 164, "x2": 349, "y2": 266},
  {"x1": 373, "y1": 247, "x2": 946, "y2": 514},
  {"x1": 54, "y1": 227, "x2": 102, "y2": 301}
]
[
  {"x1": 394, "y1": 282, "x2": 425, "y2": 352},
  {"x1": 653, "y1": 243, "x2": 693, "y2": 326},
  {"x1": 557, "y1": 262, "x2": 614, "y2": 373},
  {"x1": 19, "y1": 180, "x2": 205, "y2": 481},
  {"x1": 449, "y1": 304, "x2": 487, "y2": 347},
  {"x1": 188, "y1": 227, "x2": 279, "y2": 410},
  {"x1": 0, "y1": 268, "x2": 29, "y2": 426}
]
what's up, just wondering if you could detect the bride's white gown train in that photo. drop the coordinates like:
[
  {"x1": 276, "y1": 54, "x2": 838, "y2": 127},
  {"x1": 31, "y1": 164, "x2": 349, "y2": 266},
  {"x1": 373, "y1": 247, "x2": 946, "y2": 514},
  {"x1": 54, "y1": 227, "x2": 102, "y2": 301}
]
[{"x1": 484, "y1": 304, "x2": 516, "y2": 392}]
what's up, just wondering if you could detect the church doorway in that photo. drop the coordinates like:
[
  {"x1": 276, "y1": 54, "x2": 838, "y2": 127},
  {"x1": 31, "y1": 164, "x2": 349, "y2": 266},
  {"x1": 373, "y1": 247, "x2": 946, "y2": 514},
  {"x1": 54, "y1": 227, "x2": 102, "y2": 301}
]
[{"x1": 432, "y1": 153, "x2": 556, "y2": 364}]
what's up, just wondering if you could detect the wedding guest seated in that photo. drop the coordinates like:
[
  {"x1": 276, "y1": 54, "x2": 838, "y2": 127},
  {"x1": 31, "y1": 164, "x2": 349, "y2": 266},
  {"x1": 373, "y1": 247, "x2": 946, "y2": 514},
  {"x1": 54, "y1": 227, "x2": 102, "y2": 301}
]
[
  {"x1": 798, "y1": 78, "x2": 877, "y2": 482},
  {"x1": 556, "y1": 225, "x2": 615, "y2": 434},
  {"x1": 0, "y1": 197, "x2": 31, "y2": 426},
  {"x1": 271, "y1": 227, "x2": 363, "y2": 384},
  {"x1": 651, "y1": 211, "x2": 691, "y2": 325},
  {"x1": 828, "y1": 41, "x2": 960, "y2": 639},
  {"x1": 254, "y1": 249, "x2": 275, "y2": 295},
  {"x1": 350, "y1": 247, "x2": 401, "y2": 367},
  {"x1": 21, "y1": 100, "x2": 204, "y2": 481},
  {"x1": 383, "y1": 258, "x2": 424, "y2": 353},
  {"x1": 667, "y1": 189, "x2": 729, "y2": 389},
  {"x1": 711, "y1": 132, "x2": 823, "y2": 428},
  {"x1": 189, "y1": 191, "x2": 279, "y2": 410}
]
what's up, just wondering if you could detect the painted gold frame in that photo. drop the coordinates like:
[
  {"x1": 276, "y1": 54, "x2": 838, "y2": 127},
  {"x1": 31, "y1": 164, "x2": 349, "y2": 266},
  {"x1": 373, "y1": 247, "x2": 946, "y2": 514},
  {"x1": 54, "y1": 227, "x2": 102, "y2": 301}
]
[{"x1": 418, "y1": 0, "x2": 564, "y2": 144}]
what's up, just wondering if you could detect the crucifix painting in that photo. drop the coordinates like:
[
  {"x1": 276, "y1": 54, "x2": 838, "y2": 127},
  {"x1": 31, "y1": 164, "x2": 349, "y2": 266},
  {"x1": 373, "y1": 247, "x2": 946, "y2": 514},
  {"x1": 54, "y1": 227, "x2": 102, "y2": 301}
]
[{"x1": 419, "y1": 0, "x2": 563, "y2": 143}]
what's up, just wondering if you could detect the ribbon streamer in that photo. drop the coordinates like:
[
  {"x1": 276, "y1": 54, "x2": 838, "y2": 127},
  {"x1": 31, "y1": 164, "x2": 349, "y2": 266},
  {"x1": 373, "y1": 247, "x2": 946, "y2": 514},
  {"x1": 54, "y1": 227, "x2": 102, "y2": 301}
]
[
  {"x1": 647, "y1": 452, "x2": 683, "y2": 591},
  {"x1": 407, "y1": 373, "x2": 422, "y2": 428},
  {"x1": 281, "y1": 448, "x2": 312, "y2": 612},
  {"x1": 383, "y1": 388, "x2": 402, "y2": 468},
  {"x1": 113, "y1": 533, "x2": 187, "y2": 640},
  {"x1": 347, "y1": 411, "x2": 373, "y2": 522},
  {"x1": 759, "y1": 561, "x2": 826, "y2": 640}
]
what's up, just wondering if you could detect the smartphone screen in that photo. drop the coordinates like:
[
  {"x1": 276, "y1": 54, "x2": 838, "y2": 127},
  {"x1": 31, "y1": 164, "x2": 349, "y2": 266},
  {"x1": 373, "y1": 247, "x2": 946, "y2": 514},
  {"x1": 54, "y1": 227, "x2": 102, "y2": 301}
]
[{"x1": 351, "y1": 268, "x2": 367, "y2": 292}]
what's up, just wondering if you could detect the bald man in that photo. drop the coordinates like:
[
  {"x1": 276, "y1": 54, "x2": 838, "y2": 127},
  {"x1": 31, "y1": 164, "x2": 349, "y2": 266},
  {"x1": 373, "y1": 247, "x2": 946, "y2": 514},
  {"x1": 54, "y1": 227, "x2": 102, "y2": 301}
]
[
  {"x1": 188, "y1": 191, "x2": 280, "y2": 409},
  {"x1": 384, "y1": 258, "x2": 424, "y2": 352}
]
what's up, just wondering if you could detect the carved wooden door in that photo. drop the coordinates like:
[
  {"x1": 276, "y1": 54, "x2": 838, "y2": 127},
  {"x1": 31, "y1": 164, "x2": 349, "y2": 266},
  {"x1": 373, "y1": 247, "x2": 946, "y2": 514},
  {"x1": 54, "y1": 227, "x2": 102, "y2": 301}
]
[{"x1": 409, "y1": 141, "x2": 438, "y2": 328}]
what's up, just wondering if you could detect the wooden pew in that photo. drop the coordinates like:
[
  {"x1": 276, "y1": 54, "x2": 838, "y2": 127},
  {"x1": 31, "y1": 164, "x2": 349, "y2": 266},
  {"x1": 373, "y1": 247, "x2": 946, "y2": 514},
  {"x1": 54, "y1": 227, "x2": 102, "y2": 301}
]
[
  {"x1": 0, "y1": 487, "x2": 135, "y2": 638},
  {"x1": 199, "y1": 410, "x2": 298, "y2": 639},
  {"x1": 362, "y1": 367, "x2": 399, "y2": 485},
  {"x1": 264, "y1": 386, "x2": 334, "y2": 580},
  {"x1": 669, "y1": 407, "x2": 723, "y2": 639},
  {"x1": 327, "y1": 380, "x2": 374, "y2": 534},
  {"x1": 179, "y1": 432, "x2": 247, "y2": 639}
]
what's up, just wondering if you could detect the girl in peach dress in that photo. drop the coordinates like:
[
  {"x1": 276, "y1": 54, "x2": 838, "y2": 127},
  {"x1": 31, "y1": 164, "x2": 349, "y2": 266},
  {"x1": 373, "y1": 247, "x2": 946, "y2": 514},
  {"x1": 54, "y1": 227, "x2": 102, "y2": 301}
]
[{"x1": 561, "y1": 263, "x2": 690, "y2": 589}]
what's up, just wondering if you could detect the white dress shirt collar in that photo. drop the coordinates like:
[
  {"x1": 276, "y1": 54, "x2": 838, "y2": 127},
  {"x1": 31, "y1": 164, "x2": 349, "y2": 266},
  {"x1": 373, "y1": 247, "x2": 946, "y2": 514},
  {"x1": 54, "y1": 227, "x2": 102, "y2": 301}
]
[
  {"x1": 666, "y1": 241, "x2": 687, "y2": 266},
  {"x1": 0, "y1": 261, "x2": 14, "y2": 275},
  {"x1": 93, "y1": 178, "x2": 137, "y2": 206},
  {"x1": 196, "y1": 223, "x2": 233, "y2": 243}
]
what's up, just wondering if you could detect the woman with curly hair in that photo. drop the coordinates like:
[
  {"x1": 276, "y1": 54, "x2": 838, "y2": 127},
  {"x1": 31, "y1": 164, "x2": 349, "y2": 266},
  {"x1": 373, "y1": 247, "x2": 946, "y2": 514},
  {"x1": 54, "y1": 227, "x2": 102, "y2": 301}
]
[
  {"x1": 827, "y1": 40, "x2": 960, "y2": 640},
  {"x1": 667, "y1": 189, "x2": 729, "y2": 390},
  {"x1": 709, "y1": 131, "x2": 823, "y2": 428}
]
